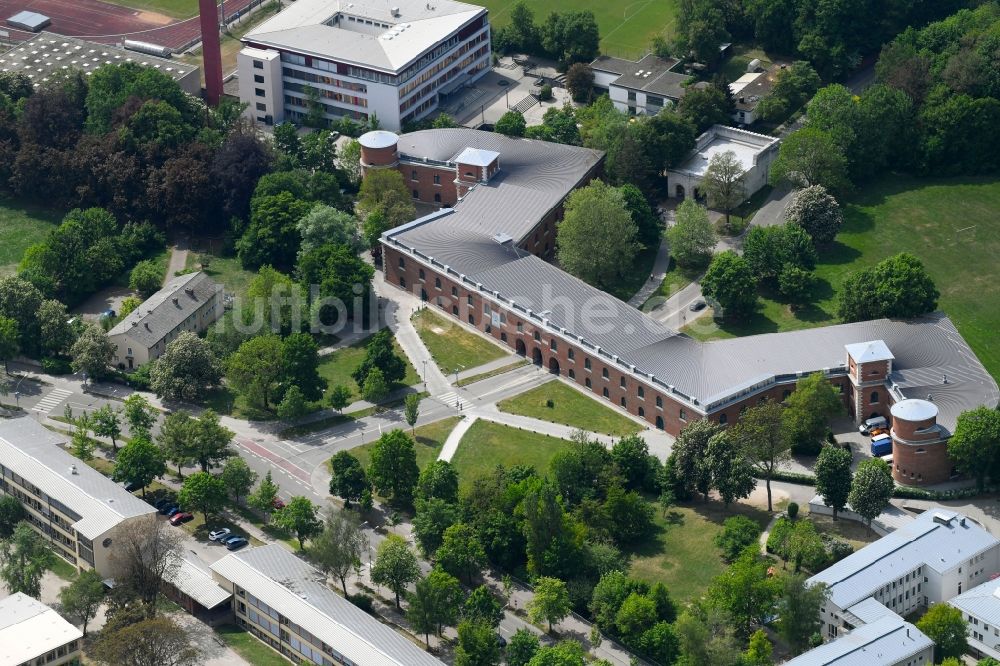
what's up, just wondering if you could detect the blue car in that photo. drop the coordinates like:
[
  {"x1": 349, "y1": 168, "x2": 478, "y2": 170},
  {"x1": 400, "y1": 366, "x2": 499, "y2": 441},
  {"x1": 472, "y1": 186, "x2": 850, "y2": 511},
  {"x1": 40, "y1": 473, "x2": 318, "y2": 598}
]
[
  {"x1": 225, "y1": 537, "x2": 249, "y2": 551},
  {"x1": 167, "y1": 506, "x2": 182, "y2": 517},
  {"x1": 158, "y1": 503, "x2": 177, "y2": 515}
]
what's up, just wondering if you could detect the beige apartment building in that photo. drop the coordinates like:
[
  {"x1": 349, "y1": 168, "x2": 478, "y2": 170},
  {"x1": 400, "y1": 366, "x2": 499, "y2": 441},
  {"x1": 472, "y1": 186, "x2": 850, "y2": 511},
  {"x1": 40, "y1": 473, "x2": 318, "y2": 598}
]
[
  {"x1": 0, "y1": 417, "x2": 157, "y2": 577},
  {"x1": 107, "y1": 271, "x2": 223, "y2": 369}
]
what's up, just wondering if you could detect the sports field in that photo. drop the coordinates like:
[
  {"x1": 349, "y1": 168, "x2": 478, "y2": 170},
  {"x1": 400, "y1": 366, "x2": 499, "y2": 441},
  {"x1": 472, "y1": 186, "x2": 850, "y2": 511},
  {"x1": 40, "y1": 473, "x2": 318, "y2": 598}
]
[{"x1": 482, "y1": 0, "x2": 679, "y2": 58}]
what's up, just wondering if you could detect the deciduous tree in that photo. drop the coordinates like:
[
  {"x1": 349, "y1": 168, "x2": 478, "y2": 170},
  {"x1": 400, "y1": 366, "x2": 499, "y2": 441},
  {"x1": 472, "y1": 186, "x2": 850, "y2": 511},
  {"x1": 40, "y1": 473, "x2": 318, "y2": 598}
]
[
  {"x1": 782, "y1": 372, "x2": 842, "y2": 455},
  {"x1": 733, "y1": 402, "x2": 790, "y2": 511},
  {"x1": 416, "y1": 460, "x2": 459, "y2": 503},
  {"x1": 91, "y1": 616, "x2": 200, "y2": 666},
  {"x1": 150, "y1": 331, "x2": 222, "y2": 402},
  {"x1": 769, "y1": 127, "x2": 849, "y2": 192},
  {"x1": 556, "y1": 180, "x2": 639, "y2": 290},
  {"x1": 701, "y1": 251, "x2": 757, "y2": 319},
  {"x1": 108, "y1": 514, "x2": 182, "y2": 616},
  {"x1": 0, "y1": 497, "x2": 26, "y2": 539},
  {"x1": 91, "y1": 405, "x2": 123, "y2": 452},
  {"x1": 178, "y1": 471, "x2": 227, "y2": 522},
  {"x1": 667, "y1": 199, "x2": 716, "y2": 269},
  {"x1": 368, "y1": 429, "x2": 419, "y2": 505},
  {"x1": 413, "y1": 498, "x2": 460, "y2": 556},
  {"x1": 706, "y1": 548, "x2": 780, "y2": 638},
  {"x1": 784, "y1": 185, "x2": 843, "y2": 246},
  {"x1": 706, "y1": 430, "x2": 756, "y2": 508},
  {"x1": 220, "y1": 457, "x2": 257, "y2": 506},
  {"x1": 188, "y1": 409, "x2": 234, "y2": 472},
  {"x1": 129, "y1": 260, "x2": 162, "y2": 297},
  {"x1": 435, "y1": 522, "x2": 486, "y2": 584},
  {"x1": 916, "y1": 603, "x2": 968, "y2": 663},
  {"x1": 123, "y1": 394, "x2": 157, "y2": 439},
  {"x1": 273, "y1": 496, "x2": 321, "y2": 549},
  {"x1": 701, "y1": 150, "x2": 745, "y2": 227},
  {"x1": 371, "y1": 534, "x2": 421, "y2": 609},
  {"x1": 248, "y1": 470, "x2": 280, "y2": 519},
  {"x1": 495, "y1": 110, "x2": 527, "y2": 137},
  {"x1": 814, "y1": 445, "x2": 852, "y2": 519},
  {"x1": 311, "y1": 510, "x2": 365, "y2": 594},
  {"x1": 227, "y1": 334, "x2": 285, "y2": 410},
  {"x1": 837, "y1": 253, "x2": 939, "y2": 323},
  {"x1": 455, "y1": 619, "x2": 502, "y2": 666},
  {"x1": 777, "y1": 575, "x2": 828, "y2": 655},
  {"x1": 70, "y1": 324, "x2": 114, "y2": 380},
  {"x1": 948, "y1": 406, "x2": 1000, "y2": 490},
  {"x1": 113, "y1": 436, "x2": 166, "y2": 498},
  {"x1": 847, "y1": 458, "x2": 894, "y2": 535},
  {"x1": 672, "y1": 419, "x2": 720, "y2": 500},
  {"x1": 59, "y1": 568, "x2": 105, "y2": 636},
  {"x1": 0, "y1": 522, "x2": 53, "y2": 598},
  {"x1": 564, "y1": 63, "x2": 594, "y2": 103},
  {"x1": 527, "y1": 576, "x2": 571, "y2": 632}
]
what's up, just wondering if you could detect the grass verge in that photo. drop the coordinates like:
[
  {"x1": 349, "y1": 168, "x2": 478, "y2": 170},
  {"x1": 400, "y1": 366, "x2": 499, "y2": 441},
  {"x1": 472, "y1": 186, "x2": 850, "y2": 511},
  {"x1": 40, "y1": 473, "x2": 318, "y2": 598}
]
[
  {"x1": 412, "y1": 308, "x2": 507, "y2": 375},
  {"x1": 456, "y1": 359, "x2": 529, "y2": 387},
  {"x1": 216, "y1": 624, "x2": 291, "y2": 666},
  {"x1": 332, "y1": 415, "x2": 462, "y2": 472},
  {"x1": 450, "y1": 420, "x2": 573, "y2": 490},
  {"x1": 497, "y1": 381, "x2": 642, "y2": 437}
]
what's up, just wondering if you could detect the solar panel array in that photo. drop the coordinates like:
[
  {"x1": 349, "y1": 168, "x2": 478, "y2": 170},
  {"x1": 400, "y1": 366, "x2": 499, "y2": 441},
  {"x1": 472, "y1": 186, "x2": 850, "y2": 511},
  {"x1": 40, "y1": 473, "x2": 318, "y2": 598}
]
[{"x1": 0, "y1": 33, "x2": 195, "y2": 87}]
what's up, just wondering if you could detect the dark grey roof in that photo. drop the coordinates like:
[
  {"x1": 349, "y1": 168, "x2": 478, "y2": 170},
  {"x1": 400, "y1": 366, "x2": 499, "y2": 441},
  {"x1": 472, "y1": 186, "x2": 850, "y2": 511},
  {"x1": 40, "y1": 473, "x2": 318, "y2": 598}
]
[
  {"x1": 107, "y1": 272, "x2": 220, "y2": 348},
  {"x1": 391, "y1": 128, "x2": 603, "y2": 271},
  {"x1": 590, "y1": 53, "x2": 688, "y2": 100},
  {"x1": 627, "y1": 314, "x2": 998, "y2": 426},
  {"x1": 384, "y1": 130, "x2": 997, "y2": 420}
]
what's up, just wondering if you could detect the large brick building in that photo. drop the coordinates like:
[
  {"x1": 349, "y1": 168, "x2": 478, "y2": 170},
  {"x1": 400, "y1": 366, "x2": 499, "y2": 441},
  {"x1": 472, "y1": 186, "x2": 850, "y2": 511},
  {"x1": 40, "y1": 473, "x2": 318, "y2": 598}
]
[{"x1": 365, "y1": 128, "x2": 998, "y2": 483}]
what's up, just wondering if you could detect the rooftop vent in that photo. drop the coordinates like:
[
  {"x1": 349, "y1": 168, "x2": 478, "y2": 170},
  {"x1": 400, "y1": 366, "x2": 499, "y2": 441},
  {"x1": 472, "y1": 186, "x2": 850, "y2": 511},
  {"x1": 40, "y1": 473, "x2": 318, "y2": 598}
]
[
  {"x1": 144, "y1": 323, "x2": 151, "y2": 331},
  {"x1": 932, "y1": 512, "x2": 954, "y2": 526},
  {"x1": 391, "y1": 6, "x2": 400, "y2": 16},
  {"x1": 68, "y1": 465, "x2": 77, "y2": 475},
  {"x1": 172, "y1": 297, "x2": 179, "y2": 306},
  {"x1": 184, "y1": 287, "x2": 195, "y2": 297}
]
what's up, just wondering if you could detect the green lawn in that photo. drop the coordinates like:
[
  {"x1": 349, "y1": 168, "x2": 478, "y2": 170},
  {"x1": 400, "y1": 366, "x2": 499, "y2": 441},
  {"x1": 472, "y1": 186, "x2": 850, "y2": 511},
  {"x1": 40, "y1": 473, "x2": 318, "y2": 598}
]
[
  {"x1": 318, "y1": 334, "x2": 421, "y2": 405},
  {"x1": 497, "y1": 381, "x2": 642, "y2": 437},
  {"x1": 412, "y1": 308, "x2": 507, "y2": 375},
  {"x1": 99, "y1": 0, "x2": 199, "y2": 18},
  {"x1": 684, "y1": 176, "x2": 1000, "y2": 381},
  {"x1": 483, "y1": 0, "x2": 679, "y2": 58},
  {"x1": 629, "y1": 500, "x2": 771, "y2": 601},
  {"x1": 186, "y1": 250, "x2": 257, "y2": 298},
  {"x1": 338, "y1": 416, "x2": 462, "y2": 472},
  {"x1": 49, "y1": 557, "x2": 78, "y2": 581},
  {"x1": 216, "y1": 625, "x2": 291, "y2": 666},
  {"x1": 0, "y1": 195, "x2": 62, "y2": 275},
  {"x1": 456, "y1": 359, "x2": 530, "y2": 387},
  {"x1": 450, "y1": 420, "x2": 573, "y2": 488},
  {"x1": 718, "y1": 44, "x2": 774, "y2": 83}
]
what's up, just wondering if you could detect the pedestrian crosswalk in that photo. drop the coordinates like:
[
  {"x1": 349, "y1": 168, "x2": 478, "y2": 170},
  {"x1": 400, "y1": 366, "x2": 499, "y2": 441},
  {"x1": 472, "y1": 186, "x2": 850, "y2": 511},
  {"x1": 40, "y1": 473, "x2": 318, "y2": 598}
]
[
  {"x1": 32, "y1": 388, "x2": 72, "y2": 414},
  {"x1": 437, "y1": 391, "x2": 460, "y2": 407}
]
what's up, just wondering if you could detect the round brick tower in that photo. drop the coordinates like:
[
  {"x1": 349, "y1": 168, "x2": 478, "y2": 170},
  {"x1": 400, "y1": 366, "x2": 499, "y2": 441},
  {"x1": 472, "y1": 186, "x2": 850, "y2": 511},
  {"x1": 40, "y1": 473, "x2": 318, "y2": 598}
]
[
  {"x1": 358, "y1": 131, "x2": 399, "y2": 175},
  {"x1": 890, "y1": 398, "x2": 951, "y2": 486}
]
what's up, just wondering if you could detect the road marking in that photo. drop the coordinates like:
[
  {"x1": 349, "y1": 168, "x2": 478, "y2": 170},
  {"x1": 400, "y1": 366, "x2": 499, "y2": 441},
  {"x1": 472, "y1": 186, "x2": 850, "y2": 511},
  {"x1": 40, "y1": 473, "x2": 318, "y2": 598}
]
[
  {"x1": 31, "y1": 388, "x2": 72, "y2": 414},
  {"x1": 234, "y1": 437, "x2": 312, "y2": 483},
  {"x1": 436, "y1": 391, "x2": 460, "y2": 407}
]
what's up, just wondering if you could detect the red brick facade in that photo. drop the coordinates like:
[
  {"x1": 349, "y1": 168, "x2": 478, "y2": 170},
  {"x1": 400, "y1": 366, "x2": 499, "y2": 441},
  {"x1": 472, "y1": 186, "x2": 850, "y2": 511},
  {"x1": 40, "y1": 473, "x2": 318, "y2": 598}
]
[
  {"x1": 891, "y1": 410, "x2": 952, "y2": 485},
  {"x1": 383, "y1": 244, "x2": 859, "y2": 437}
]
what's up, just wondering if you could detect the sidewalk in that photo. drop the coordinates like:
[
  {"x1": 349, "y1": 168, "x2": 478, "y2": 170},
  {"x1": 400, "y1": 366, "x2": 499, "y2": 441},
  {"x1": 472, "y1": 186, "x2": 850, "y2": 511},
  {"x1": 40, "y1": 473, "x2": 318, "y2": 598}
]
[{"x1": 628, "y1": 238, "x2": 671, "y2": 307}]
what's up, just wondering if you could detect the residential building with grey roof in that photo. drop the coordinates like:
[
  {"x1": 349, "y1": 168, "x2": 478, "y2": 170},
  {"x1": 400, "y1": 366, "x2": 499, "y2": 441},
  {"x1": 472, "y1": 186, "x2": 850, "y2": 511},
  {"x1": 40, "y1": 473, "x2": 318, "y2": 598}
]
[
  {"x1": 0, "y1": 417, "x2": 157, "y2": 577},
  {"x1": 784, "y1": 611, "x2": 933, "y2": 666},
  {"x1": 368, "y1": 127, "x2": 997, "y2": 464},
  {"x1": 950, "y1": 576, "x2": 1000, "y2": 661},
  {"x1": 210, "y1": 545, "x2": 445, "y2": 666},
  {"x1": 0, "y1": 593, "x2": 83, "y2": 666},
  {"x1": 107, "y1": 271, "x2": 223, "y2": 370},
  {"x1": 590, "y1": 53, "x2": 690, "y2": 115},
  {"x1": 237, "y1": 0, "x2": 490, "y2": 130}
]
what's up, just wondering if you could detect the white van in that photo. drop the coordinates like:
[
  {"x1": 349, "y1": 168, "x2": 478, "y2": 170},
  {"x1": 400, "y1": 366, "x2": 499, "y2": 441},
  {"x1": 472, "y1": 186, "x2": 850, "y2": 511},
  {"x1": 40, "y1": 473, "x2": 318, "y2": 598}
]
[{"x1": 859, "y1": 415, "x2": 888, "y2": 435}]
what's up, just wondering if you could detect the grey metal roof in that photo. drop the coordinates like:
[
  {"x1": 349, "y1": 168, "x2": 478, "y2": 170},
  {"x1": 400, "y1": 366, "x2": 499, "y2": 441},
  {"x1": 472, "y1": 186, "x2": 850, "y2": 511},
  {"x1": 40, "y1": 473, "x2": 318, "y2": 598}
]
[
  {"x1": 210, "y1": 545, "x2": 444, "y2": 666},
  {"x1": 390, "y1": 128, "x2": 603, "y2": 270},
  {"x1": 245, "y1": 0, "x2": 485, "y2": 73},
  {"x1": 0, "y1": 33, "x2": 196, "y2": 87},
  {"x1": 0, "y1": 417, "x2": 156, "y2": 540},
  {"x1": 808, "y1": 510, "x2": 998, "y2": 610},
  {"x1": 890, "y1": 399, "x2": 938, "y2": 423},
  {"x1": 844, "y1": 598, "x2": 897, "y2": 626},
  {"x1": 359, "y1": 130, "x2": 399, "y2": 149},
  {"x1": 107, "y1": 272, "x2": 220, "y2": 349},
  {"x1": 164, "y1": 556, "x2": 232, "y2": 610},
  {"x1": 783, "y1": 614, "x2": 932, "y2": 666},
  {"x1": 949, "y1": 576, "x2": 1000, "y2": 627},
  {"x1": 454, "y1": 147, "x2": 499, "y2": 166}
]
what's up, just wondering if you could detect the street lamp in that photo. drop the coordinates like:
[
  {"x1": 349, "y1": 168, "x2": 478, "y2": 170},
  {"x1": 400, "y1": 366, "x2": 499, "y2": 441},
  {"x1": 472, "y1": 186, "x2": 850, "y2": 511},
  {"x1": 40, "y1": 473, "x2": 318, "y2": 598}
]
[{"x1": 421, "y1": 359, "x2": 428, "y2": 389}]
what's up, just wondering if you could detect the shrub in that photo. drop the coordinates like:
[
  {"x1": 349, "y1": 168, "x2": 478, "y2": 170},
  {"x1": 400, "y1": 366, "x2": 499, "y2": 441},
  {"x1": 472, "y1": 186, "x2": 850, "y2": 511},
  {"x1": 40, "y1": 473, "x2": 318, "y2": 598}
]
[
  {"x1": 539, "y1": 84, "x2": 553, "y2": 101},
  {"x1": 41, "y1": 357, "x2": 73, "y2": 375},
  {"x1": 348, "y1": 593, "x2": 374, "y2": 614},
  {"x1": 787, "y1": 502, "x2": 799, "y2": 520},
  {"x1": 823, "y1": 535, "x2": 854, "y2": 563},
  {"x1": 714, "y1": 515, "x2": 763, "y2": 562},
  {"x1": 766, "y1": 516, "x2": 794, "y2": 559},
  {"x1": 545, "y1": 399, "x2": 555, "y2": 408}
]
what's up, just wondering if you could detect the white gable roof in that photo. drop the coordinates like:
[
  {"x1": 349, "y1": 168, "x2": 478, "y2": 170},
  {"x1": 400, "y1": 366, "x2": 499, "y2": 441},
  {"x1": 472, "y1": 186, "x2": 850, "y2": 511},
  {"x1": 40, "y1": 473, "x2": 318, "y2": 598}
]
[{"x1": 845, "y1": 340, "x2": 894, "y2": 364}]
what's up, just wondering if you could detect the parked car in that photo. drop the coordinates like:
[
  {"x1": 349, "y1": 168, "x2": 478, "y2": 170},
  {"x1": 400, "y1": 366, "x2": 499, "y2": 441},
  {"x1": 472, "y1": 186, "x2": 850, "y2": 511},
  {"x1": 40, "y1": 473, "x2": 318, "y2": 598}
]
[
  {"x1": 689, "y1": 300, "x2": 707, "y2": 312},
  {"x1": 225, "y1": 537, "x2": 249, "y2": 551},
  {"x1": 122, "y1": 480, "x2": 139, "y2": 492},
  {"x1": 208, "y1": 528, "x2": 232, "y2": 542},
  {"x1": 272, "y1": 498, "x2": 286, "y2": 510},
  {"x1": 153, "y1": 498, "x2": 171, "y2": 509},
  {"x1": 166, "y1": 506, "x2": 182, "y2": 517},
  {"x1": 169, "y1": 512, "x2": 193, "y2": 526},
  {"x1": 870, "y1": 433, "x2": 892, "y2": 457},
  {"x1": 859, "y1": 415, "x2": 888, "y2": 436},
  {"x1": 222, "y1": 534, "x2": 245, "y2": 545},
  {"x1": 159, "y1": 504, "x2": 177, "y2": 515}
]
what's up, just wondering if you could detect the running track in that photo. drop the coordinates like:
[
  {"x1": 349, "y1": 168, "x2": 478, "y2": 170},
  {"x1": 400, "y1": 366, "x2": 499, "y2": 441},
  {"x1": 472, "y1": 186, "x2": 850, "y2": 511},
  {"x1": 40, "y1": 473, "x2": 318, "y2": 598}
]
[{"x1": 0, "y1": 0, "x2": 256, "y2": 50}]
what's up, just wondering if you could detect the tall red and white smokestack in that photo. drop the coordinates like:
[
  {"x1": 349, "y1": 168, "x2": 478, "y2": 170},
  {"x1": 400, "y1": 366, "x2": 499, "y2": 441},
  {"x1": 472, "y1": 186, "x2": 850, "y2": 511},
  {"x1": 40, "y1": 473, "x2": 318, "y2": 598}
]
[{"x1": 199, "y1": 0, "x2": 224, "y2": 106}]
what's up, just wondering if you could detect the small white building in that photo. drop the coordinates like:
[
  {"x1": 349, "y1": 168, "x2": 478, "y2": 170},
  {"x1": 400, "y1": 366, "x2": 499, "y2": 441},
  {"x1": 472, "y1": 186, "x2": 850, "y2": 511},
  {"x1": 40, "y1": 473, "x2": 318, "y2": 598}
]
[
  {"x1": 590, "y1": 53, "x2": 689, "y2": 115},
  {"x1": 665, "y1": 124, "x2": 780, "y2": 203},
  {"x1": 0, "y1": 593, "x2": 83, "y2": 666},
  {"x1": 107, "y1": 271, "x2": 223, "y2": 370},
  {"x1": 949, "y1": 576, "x2": 1000, "y2": 661},
  {"x1": 728, "y1": 68, "x2": 778, "y2": 125},
  {"x1": 237, "y1": 0, "x2": 491, "y2": 130}
]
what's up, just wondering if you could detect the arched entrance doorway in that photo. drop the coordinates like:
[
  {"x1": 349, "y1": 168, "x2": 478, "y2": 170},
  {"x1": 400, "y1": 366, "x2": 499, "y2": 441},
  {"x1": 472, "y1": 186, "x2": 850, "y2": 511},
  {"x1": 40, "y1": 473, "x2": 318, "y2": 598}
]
[
  {"x1": 531, "y1": 348, "x2": 542, "y2": 366},
  {"x1": 515, "y1": 339, "x2": 526, "y2": 356},
  {"x1": 655, "y1": 416, "x2": 664, "y2": 430},
  {"x1": 548, "y1": 357, "x2": 560, "y2": 375}
]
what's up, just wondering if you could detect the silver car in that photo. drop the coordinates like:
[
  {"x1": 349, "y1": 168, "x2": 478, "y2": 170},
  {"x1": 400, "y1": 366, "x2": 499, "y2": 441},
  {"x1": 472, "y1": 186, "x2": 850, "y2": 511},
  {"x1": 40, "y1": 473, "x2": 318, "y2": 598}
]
[{"x1": 208, "y1": 528, "x2": 232, "y2": 542}]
